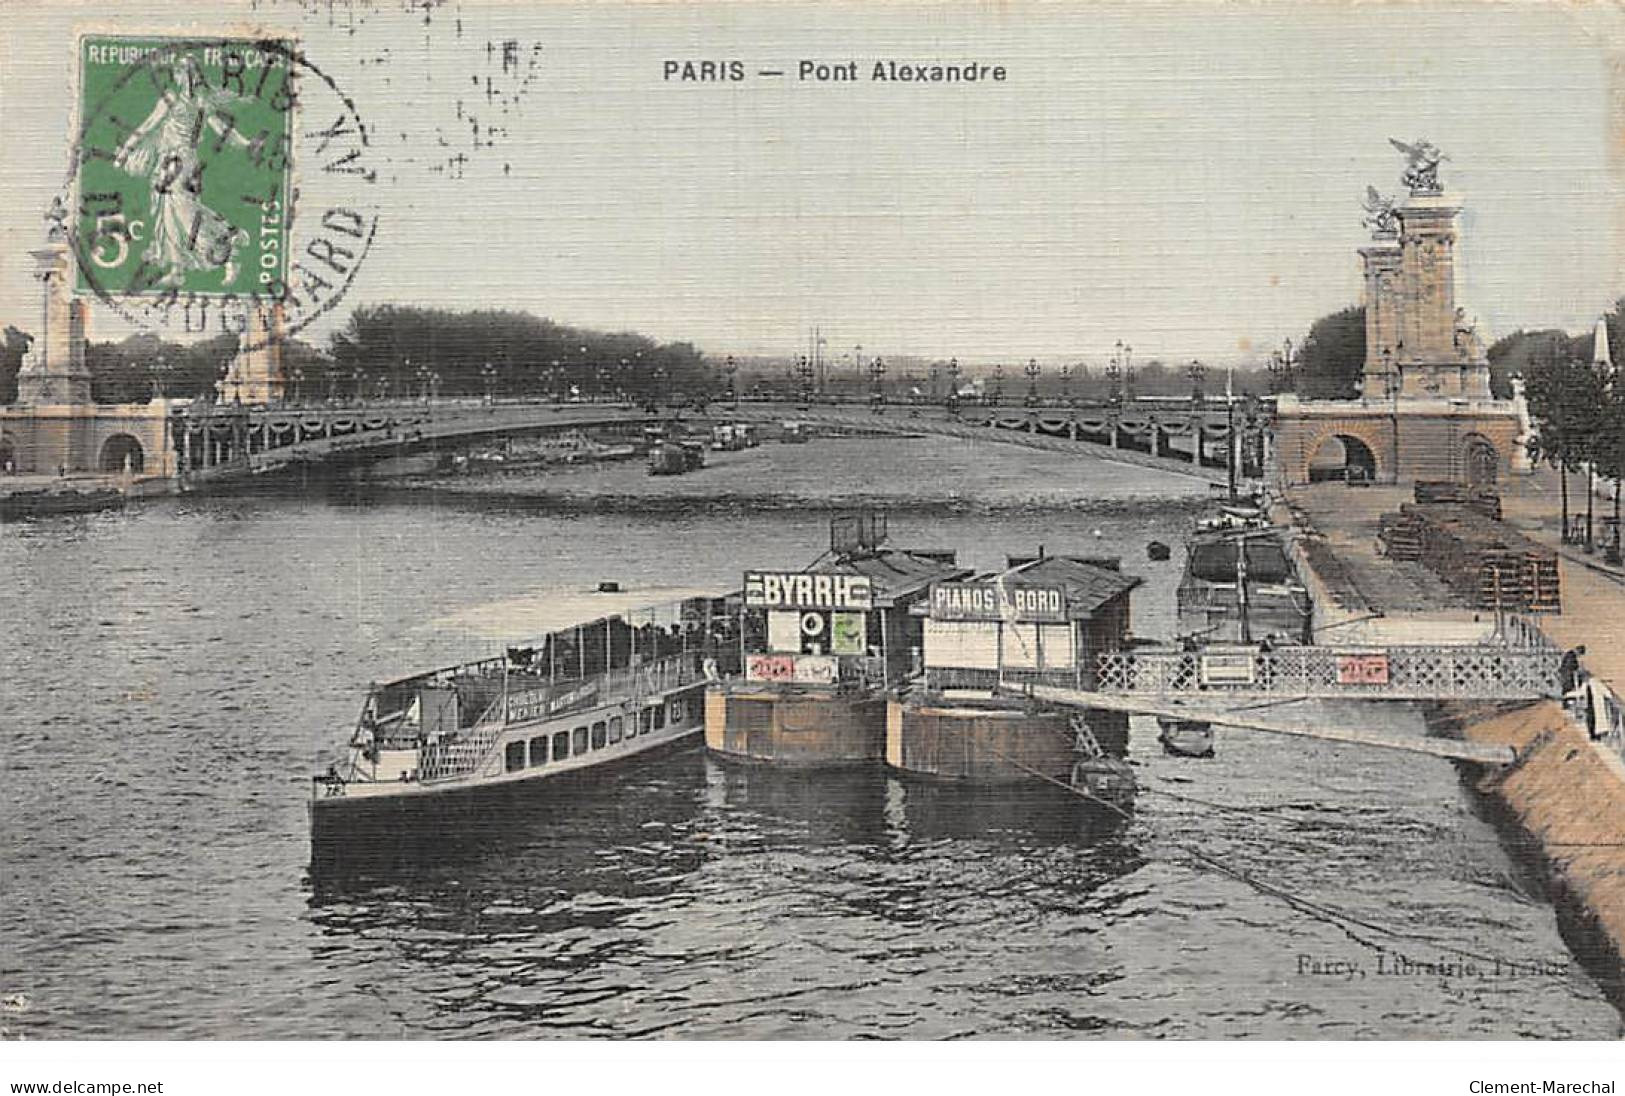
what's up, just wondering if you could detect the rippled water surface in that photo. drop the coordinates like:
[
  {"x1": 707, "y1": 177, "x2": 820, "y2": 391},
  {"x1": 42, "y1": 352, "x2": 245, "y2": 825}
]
[{"x1": 2, "y1": 437, "x2": 1619, "y2": 1038}]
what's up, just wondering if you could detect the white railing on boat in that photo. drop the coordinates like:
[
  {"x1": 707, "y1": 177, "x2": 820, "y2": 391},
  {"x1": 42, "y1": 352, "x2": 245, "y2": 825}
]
[{"x1": 415, "y1": 651, "x2": 705, "y2": 785}]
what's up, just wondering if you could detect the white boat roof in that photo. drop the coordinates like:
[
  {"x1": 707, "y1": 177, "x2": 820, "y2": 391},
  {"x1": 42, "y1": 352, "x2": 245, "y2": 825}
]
[{"x1": 426, "y1": 584, "x2": 734, "y2": 644}]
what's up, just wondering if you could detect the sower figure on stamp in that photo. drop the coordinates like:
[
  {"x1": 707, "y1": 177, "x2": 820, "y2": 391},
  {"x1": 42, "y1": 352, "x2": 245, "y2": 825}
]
[{"x1": 113, "y1": 54, "x2": 252, "y2": 289}]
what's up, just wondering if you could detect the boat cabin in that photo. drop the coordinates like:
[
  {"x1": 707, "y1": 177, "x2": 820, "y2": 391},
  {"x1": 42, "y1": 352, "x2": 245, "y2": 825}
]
[
  {"x1": 357, "y1": 589, "x2": 741, "y2": 757},
  {"x1": 915, "y1": 552, "x2": 1142, "y2": 691}
]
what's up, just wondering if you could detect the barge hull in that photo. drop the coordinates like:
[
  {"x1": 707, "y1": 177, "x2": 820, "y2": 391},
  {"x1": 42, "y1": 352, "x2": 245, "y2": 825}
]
[{"x1": 704, "y1": 687, "x2": 887, "y2": 766}]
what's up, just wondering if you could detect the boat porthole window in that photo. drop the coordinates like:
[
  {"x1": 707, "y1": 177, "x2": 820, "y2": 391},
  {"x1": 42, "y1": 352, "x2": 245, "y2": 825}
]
[
  {"x1": 505, "y1": 740, "x2": 526, "y2": 773},
  {"x1": 609, "y1": 716, "x2": 623, "y2": 743},
  {"x1": 529, "y1": 736, "x2": 548, "y2": 766},
  {"x1": 653, "y1": 704, "x2": 666, "y2": 730},
  {"x1": 573, "y1": 726, "x2": 589, "y2": 754},
  {"x1": 640, "y1": 708, "x2": 654, "y2": 735},
  {"x1": 552, "y1": 730, "x2": 570, "y2": 761},
  {"x1": 591, "y1": 721, "x2": 608, "y2": 749}
]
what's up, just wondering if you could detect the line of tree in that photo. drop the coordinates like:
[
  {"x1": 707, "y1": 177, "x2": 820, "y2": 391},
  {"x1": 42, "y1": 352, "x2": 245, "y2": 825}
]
[
  {"x1": 322, "y1": 306, "x2": 708, "y2": 402},
  {"x1": 1519, "y1": 305, "x2": 1625, "y2": 559},
  {"x1": 1292, "y1": 305, "x2": 1520, "y2": 400}
]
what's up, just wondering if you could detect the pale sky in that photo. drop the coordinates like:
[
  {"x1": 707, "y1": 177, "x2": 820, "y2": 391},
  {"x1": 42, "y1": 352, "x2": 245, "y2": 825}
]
[{"x1": 2, "y1": 0, "x2": 1623, "y2": 365}]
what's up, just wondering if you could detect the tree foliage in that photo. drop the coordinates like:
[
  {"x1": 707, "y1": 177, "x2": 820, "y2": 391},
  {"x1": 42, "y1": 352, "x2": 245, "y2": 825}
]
[
  {"x1": 324, "y1": 306, "x2": 709, "y2": 400},
  {"x1": 85, "y1": 331, "x2": 242, "y2": 403},
  {"x1": 1294, "y1": 306, "x2": 1365, "y2": 399},
  {"x1": 1, "y1": 326, "x2": 31, "y2": 404}
]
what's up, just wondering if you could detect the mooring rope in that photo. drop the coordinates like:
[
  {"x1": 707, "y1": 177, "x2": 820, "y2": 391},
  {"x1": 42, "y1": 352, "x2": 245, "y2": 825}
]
[{"x1": 984, "y1": 744, "x2": 1515, "y2": 967}]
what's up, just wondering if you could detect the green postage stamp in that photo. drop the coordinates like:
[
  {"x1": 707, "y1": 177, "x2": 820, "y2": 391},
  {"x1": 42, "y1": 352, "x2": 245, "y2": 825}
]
[{"x1": 75, "y1": 35, "x2": 293, "y2": 300}]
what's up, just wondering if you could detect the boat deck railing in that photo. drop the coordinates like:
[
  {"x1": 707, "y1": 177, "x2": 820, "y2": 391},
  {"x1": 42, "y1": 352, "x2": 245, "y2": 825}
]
[
  {"x1": 502, "y1": 651, "x2": 703, "y2": 725},
  {"x1": 414, "y1": 650, "x2": 706, "y2": 785}
]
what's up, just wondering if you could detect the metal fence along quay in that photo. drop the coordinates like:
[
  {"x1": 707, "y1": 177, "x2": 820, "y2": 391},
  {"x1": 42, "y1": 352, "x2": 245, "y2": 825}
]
[{"x1": 1093, "y1": 644, "x2": 1561, "y2": 702}]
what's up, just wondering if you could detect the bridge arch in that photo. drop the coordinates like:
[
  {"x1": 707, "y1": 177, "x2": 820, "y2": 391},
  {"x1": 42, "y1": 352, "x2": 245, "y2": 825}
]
[
  {"x1": 99, "y1": 433, "x2": 145, "y2": 474},
  {"x1": 1305, "y1": 430, "x2": 1381, "y2": 483}
]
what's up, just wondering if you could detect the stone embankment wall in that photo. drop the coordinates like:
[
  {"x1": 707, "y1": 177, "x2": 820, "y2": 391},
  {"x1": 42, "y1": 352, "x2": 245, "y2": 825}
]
[{"x1": 1432, "y1": 700, "x2": 1625, "y2": 985}]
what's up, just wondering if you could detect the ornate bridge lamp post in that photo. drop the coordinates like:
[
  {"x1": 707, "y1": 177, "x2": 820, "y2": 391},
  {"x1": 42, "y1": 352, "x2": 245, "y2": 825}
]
[
  {"x1": 869, "y1": 355, "x2": 886, "y2": 412},
  {"x1": 150, "y1": 355, "x2": 169, "y2": 403},
  {"x1": 945, "y1": 357, "x2": 961, "y2": 414},
  {"x1": 796, "y1": 355, "x2": 814, "y2": 407},
  {"x1": 1024, "y1": 358, "x2": 1041, "y2": 407},
  {"x1": 990, "y1": 362, "x2": 1004, "y2": 407},
  {"x1": 1122, "y1": 343, "x2": 1135, "y2": 402},
  {"x1": 291, "y1": 364, "x2": 305, "y2": 407},
  {"x1": 353, "y1": 366, "x2": 367, "y2": 407},
  {"x1": 1281, "y1": 337, "x2": 1298, "y2": 394},
  {"x1": 1241, "y1": 392, "x2": 1262, "y2": 487},
  {"x1": 416, "y1": 363, "x2": 431, "y2": 405},
  {"x1": 430, "y1": 370, "x2": 442, "y2": 403},
  {"x1": 1106, "y1": 344, "x2": 1124, "y2": 408},
  {"x1": 1187, "y1": 359, "x2": 1207, "y2": 407},
  {"x1": 481, "y1": 361, "x2": 497, "y2": 407},
  {"x1": 725, "y1": 355, "x2": 739, "y2": 409},
  {"x1": 1059, "y1": 363, "x2": 1074, "y2": 409}
]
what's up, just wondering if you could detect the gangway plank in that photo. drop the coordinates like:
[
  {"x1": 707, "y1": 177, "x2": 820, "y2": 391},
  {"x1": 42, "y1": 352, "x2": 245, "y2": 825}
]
[{"x1": 1019, "y1": 683, "x2": 1517, "y2": 766}]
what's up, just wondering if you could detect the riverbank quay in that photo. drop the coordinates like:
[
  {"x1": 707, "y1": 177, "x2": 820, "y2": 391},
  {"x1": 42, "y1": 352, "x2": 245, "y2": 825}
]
[
  {"x1": 0, "y1": 471, "x2": 174, "y2": 518},
  {"x1": 1284, "y1": 476, "x2": 1625, "y2": 989}
]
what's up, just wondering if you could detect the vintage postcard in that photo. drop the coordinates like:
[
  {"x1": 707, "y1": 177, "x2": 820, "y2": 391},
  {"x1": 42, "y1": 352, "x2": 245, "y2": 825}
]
[{"x1": 3, "y1": 0, "x2": 1625, "y2": 1083}]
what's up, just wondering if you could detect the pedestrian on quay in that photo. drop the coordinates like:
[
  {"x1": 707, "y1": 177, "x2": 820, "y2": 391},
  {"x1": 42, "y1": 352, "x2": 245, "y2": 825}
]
[{"x1": 1559, "y1": 645, "x2": 1587, "y2": 702}]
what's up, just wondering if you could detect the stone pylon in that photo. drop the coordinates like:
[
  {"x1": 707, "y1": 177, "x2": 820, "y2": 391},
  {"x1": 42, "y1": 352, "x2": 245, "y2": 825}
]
[
  {"x1": 217, "y1": 303, "x2": 287, "y2": 404},
  {"x1": 16, "y1": 240, "x2": 93, "y2": 405},
  {"x1": 1358, "y1": 190, "x2": 1492, "y2": 401}
]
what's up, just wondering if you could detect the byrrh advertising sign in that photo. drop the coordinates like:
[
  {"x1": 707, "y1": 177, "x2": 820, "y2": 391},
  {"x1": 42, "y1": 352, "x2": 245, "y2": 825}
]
[
  {"x1": 744, "y1": 571, "x2": 873, "y2": 611},
  {"x1": 928, "y1": 582, "x2": 1068, "y2": 623}
]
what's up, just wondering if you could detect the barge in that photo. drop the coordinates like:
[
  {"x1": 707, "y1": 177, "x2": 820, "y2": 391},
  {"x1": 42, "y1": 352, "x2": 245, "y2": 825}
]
[
  {"x1": 311, "y1": 587, "x2": 739, "y2": 855},
  {"x1": 705, "y1": 513, "x2": 970, "y2": 766},
  {"x1": 1160, "y1": 503, "x2": 1313, "y2": 757},
  {"x1": 1175, "y1": 505, "x2": 1313, "y2": 646},
  {"x1": 888, "y1": 552, "x2": 1141, "y2": 804}
]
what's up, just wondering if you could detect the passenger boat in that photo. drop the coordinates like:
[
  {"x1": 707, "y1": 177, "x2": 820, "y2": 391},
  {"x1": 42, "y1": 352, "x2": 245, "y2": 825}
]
[
  {"x1": 711, "y1": 423, "x2": 759, "y2": 451},
  {"x1": 310, "y1": 587, "x2": 739, "y2": 850},
  {"x1": 648, "y1": 439, "x2": 706, "y2": 475}
]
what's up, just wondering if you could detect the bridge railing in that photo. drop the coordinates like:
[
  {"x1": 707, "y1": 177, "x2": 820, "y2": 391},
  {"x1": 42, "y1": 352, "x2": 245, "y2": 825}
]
[{"x1": 1095, "y1": 644, "x2": 1561, "y2": 701}]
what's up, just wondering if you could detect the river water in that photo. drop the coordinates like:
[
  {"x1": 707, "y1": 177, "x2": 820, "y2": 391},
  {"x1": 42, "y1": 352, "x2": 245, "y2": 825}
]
[{"x1": 2, "y1": 436, "x2": 1619, "y2": 1039}]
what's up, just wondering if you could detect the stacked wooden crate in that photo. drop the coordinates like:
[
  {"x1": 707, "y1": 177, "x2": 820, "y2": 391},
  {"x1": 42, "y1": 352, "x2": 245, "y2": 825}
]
[
  {"x1": 1413, "y1": 480, "x2": 1502, "y2": 520},
  {"x1": 1379, "y1": 503, "x2": 1560, "y2": 612},
  {"x1": 1377, "y1": 510, "x2": 1425, "y2": 561}
]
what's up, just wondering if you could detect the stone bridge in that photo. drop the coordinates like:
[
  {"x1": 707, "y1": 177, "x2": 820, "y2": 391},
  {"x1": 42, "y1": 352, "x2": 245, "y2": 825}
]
[
  {"x1": 165, "y1": 397, "x2": 1272, "y2": 487},
  {"x1": 1273, "y1": 395, "x2": 1521, "y2": 486}
]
